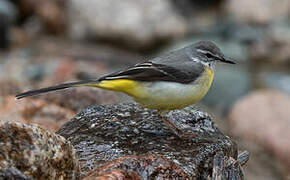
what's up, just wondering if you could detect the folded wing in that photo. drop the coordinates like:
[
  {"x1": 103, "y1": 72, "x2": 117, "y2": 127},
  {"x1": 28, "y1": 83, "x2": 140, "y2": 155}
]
[{"x1": 100, "y1": 61, "x2": 204, "y2": 84}]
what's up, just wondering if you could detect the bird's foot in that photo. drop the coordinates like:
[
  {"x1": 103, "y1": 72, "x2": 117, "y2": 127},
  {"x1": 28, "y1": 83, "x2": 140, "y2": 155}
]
[{"x1": 157, "y1": 113, "x2": 197, "y2": 139}]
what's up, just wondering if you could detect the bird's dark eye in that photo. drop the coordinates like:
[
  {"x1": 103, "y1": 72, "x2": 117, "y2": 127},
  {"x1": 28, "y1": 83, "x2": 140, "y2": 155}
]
[{"x1": 205, "y1": 52, "x2": 215, "y2": 59}]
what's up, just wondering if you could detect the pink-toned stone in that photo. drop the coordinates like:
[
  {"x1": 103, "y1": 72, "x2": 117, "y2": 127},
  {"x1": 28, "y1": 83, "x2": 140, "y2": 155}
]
[
  {"x1": 0, "y1": 96, "x2": 75, "y2": 132},
  {"x1": 52, "y1": 58, "x2": 77, "y2": 83},
  {"x1": 229, "y1": 90, "x2": 290, "y2": 169}
]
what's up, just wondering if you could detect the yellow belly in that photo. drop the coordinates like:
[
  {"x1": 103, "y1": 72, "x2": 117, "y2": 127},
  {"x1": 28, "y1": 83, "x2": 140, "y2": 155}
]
[
  {"x1": 89, "y1": 67, "x2": 214, "y2": 110},
  {"x1": 134, "y1": 67, "x2": 214, "y2": 110}
]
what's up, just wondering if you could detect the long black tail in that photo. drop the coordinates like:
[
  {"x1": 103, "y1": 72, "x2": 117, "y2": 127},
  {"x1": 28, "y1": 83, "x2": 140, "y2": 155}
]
[{"x1": 15, "y1": 79, "x2": 99, "y2": 99}]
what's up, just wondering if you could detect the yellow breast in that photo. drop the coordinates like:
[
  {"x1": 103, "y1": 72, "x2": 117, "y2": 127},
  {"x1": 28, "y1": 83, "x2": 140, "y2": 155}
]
[{"x1": 189, "y1": 66, "x2": 214, "y2": 102}]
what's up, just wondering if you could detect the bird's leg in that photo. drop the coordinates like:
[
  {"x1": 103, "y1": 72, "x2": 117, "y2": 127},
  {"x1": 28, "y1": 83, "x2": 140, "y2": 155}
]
[{"x1": 157, "y1": 110, "x2": 197, "y2": 139}]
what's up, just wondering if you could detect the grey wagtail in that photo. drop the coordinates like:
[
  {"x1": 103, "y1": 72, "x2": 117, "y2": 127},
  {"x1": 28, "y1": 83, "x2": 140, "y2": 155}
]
[{"x1": 16, "y1": 41, "x2": 234, "y2": 135}]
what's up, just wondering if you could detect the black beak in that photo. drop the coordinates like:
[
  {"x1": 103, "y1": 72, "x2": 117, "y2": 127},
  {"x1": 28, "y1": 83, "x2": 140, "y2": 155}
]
[{"x1": 219, "y1": 56, "x2": 236, "y2": 64}]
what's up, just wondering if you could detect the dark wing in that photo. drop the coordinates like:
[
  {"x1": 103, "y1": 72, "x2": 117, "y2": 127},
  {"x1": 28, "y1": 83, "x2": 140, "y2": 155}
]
[
  {"x1": 99, "y1": 61, "x2": 204, "y2": 84},
  {"x1": 100, "y1": 45, "x2": 205, "y2": 84}
]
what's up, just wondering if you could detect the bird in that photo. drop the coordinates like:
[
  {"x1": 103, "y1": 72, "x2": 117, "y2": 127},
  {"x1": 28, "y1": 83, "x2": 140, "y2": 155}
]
[{"x1": 16, "y1": 41, "x2": 235, "y2": 137}]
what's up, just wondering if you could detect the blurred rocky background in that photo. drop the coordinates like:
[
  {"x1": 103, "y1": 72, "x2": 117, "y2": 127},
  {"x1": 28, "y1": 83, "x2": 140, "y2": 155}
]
[{"x1": 0, "y1": 0, "x2": 290, "y2": 179}]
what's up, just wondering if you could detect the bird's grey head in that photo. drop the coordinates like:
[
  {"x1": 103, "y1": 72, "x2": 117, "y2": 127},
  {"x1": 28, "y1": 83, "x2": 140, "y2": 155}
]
[{"x1": 186, "y1": 41, "x2": 235, "y2": 69}]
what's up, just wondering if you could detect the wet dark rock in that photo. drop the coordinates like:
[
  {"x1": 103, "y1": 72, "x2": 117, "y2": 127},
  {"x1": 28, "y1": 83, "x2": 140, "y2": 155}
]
[
  {"x1": 84, "y1": 169, "x2": 141, "y2": 180},
  {"x1": 0, "y1": 168, "x2": 32, "y2": 180},
  {"x1": 0, "y1": 122, "x2": 80, "y2": 179},
  {"x1": 237, "y1": 151, "x2": 250, "y2": 166},
  {"x1": 67, "y1": 0, "x2": 187, "y2": 49},
  {"x1": 84, "y1": 154, "x2": 189, "y2": 179},
  {"x1": 211, "y1": 151, "x2": 246, "y2": 180},
  {"x1": 57, "y1": 102, "x2": 240, "y2": 178}
]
